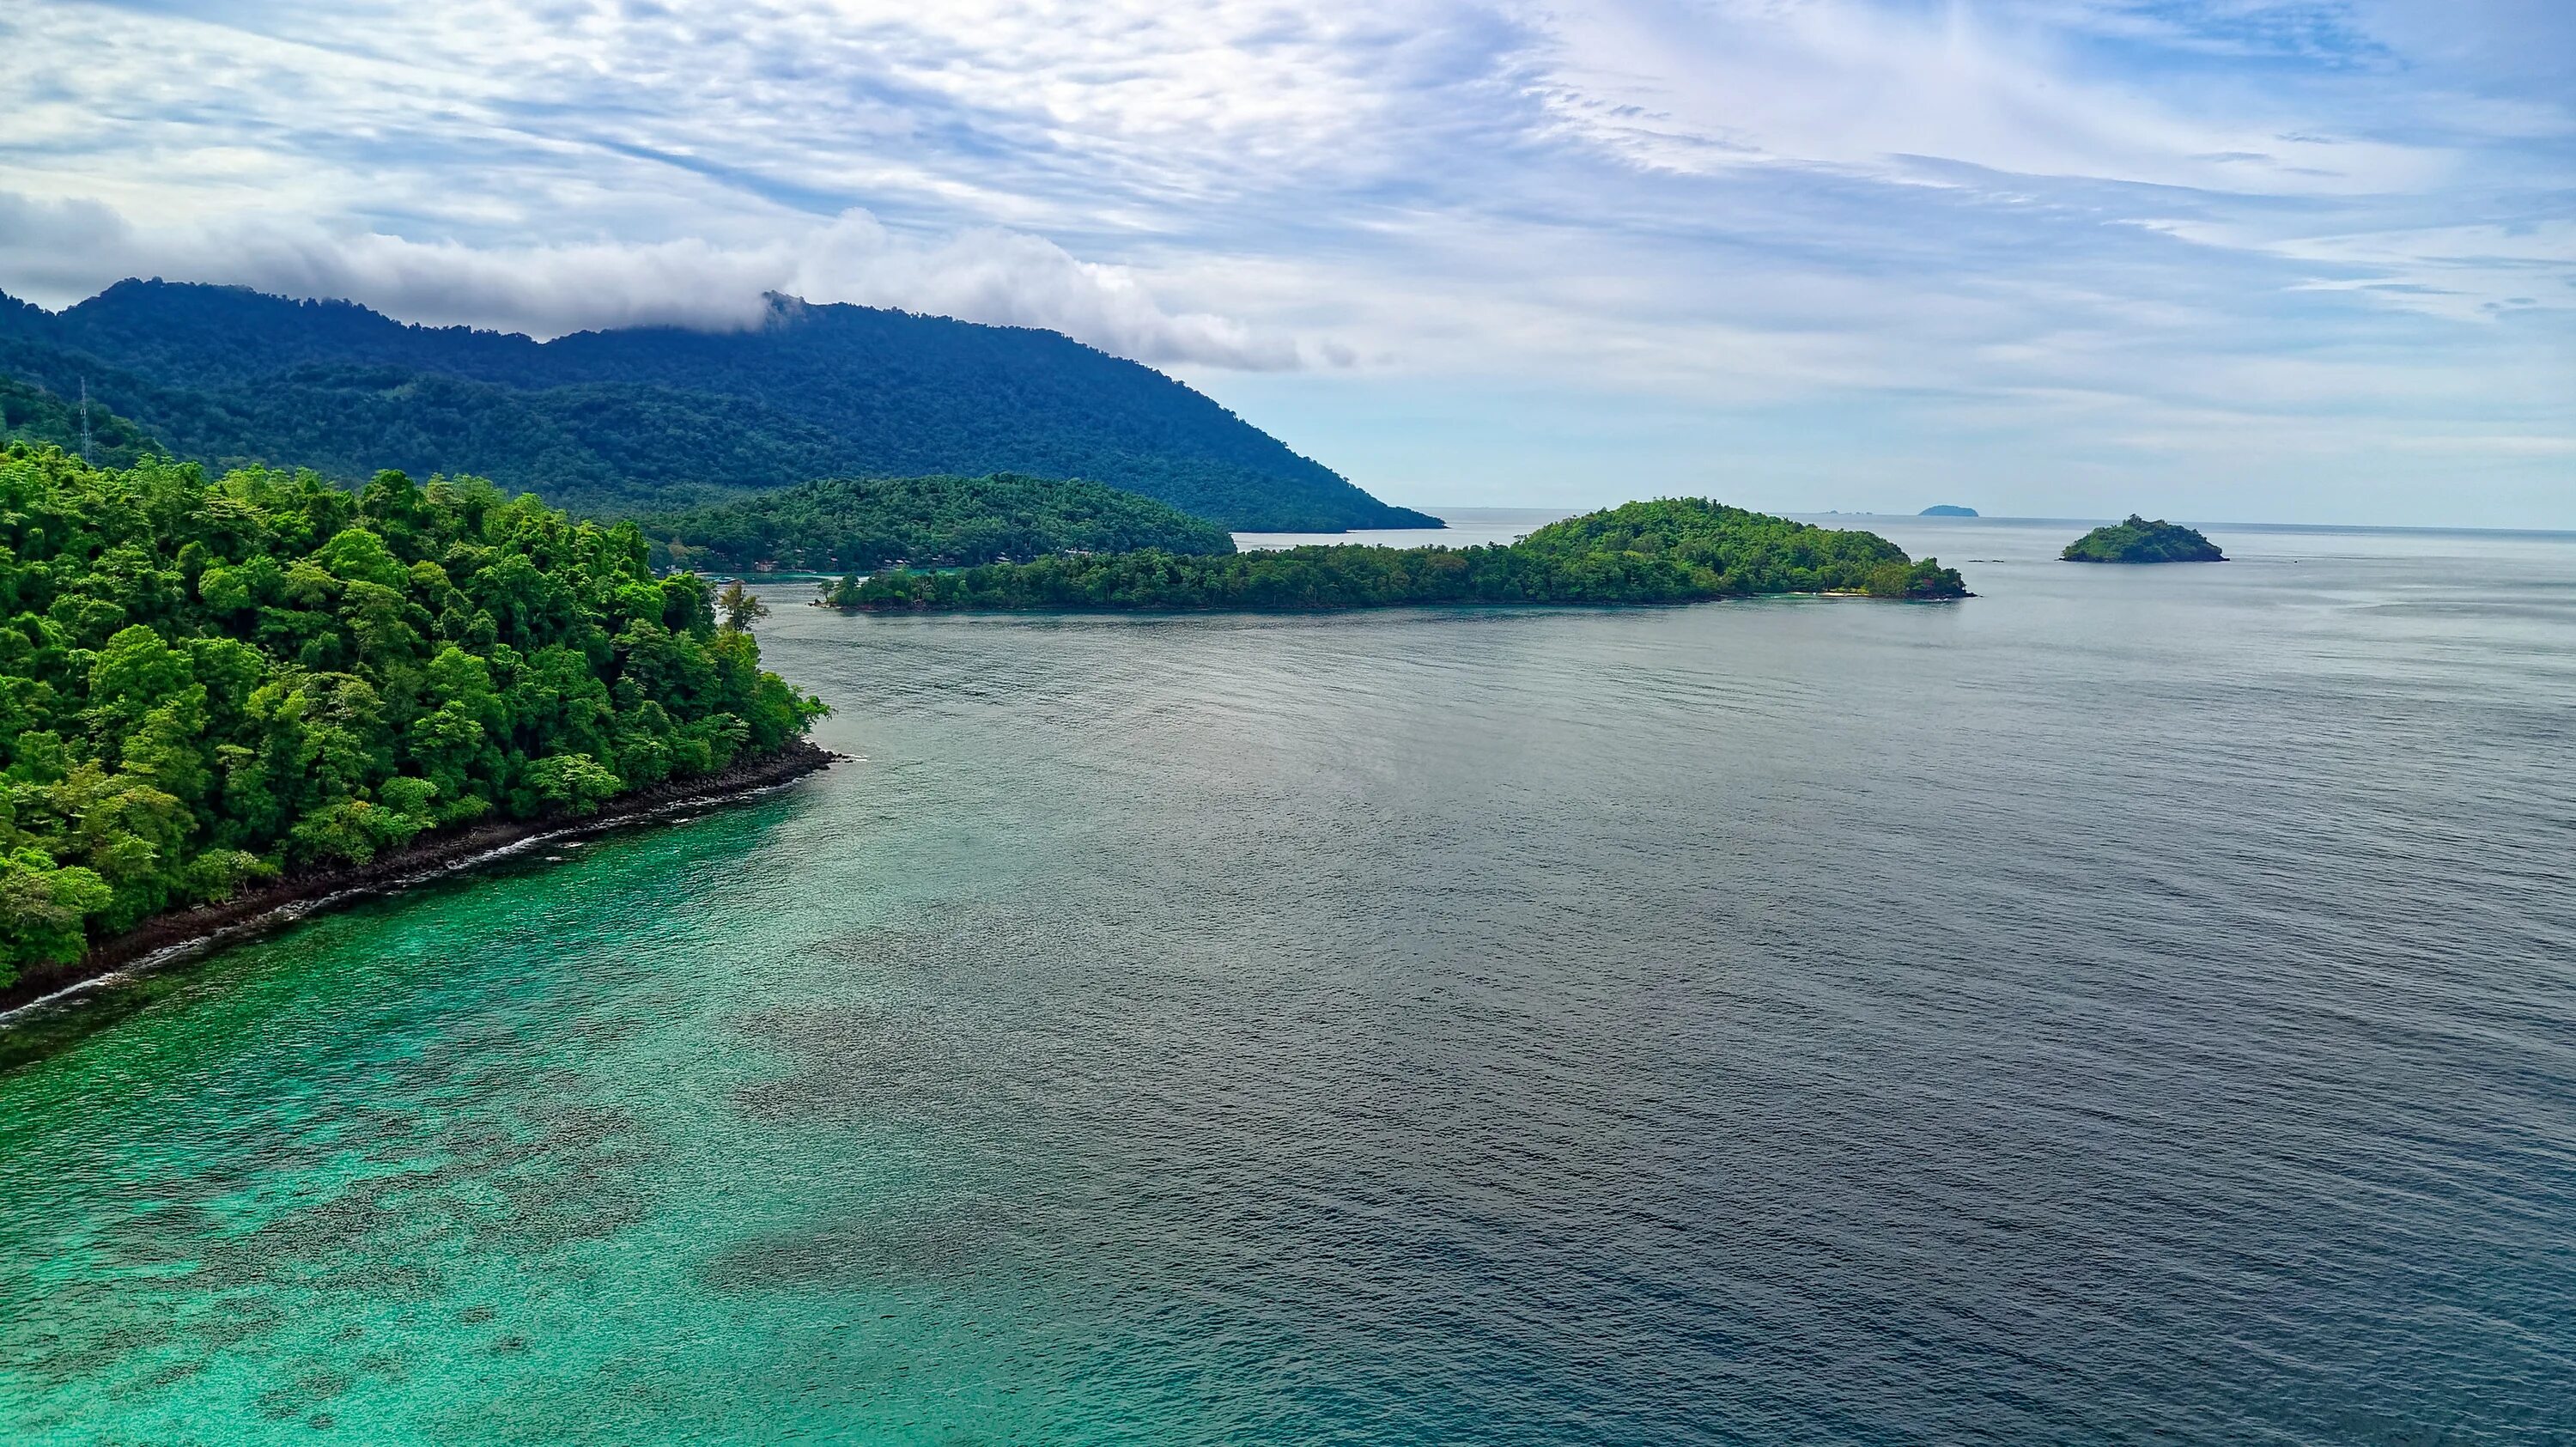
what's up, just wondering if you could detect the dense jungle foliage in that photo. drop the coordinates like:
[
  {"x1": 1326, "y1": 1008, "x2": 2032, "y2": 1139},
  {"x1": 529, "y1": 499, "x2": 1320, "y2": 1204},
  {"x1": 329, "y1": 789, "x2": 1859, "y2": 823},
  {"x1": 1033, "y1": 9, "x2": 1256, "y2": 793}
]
[
  {"x1": 0, "y1": 444, "x2": 821, "y2": 984},
  {"x1": 0, "y1": 281, "x2": 1438, "y2": 530},
  {"x1": 2063, "y1": 515, "x2": 2227, "y2": 562},
  {"x1": 638, "y1": 472, "x2": 1236, "y2": 573},
  {"x1": 826, "y1": 498, "x2": 1968, "y2": 611},
  {"x1": 0, "y1": 375, "x2": 157, "y2": 471}
]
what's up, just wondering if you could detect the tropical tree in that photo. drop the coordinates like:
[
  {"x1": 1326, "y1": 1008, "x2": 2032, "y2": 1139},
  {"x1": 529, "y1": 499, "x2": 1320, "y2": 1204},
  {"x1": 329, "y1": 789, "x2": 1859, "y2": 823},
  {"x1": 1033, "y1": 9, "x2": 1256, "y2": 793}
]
[
  {"x1": 0, "y1": 446, "x2": 824, "y2": 986},
  {"x1": 717, "y1": 581, "x2": 769, "y2": 632}
]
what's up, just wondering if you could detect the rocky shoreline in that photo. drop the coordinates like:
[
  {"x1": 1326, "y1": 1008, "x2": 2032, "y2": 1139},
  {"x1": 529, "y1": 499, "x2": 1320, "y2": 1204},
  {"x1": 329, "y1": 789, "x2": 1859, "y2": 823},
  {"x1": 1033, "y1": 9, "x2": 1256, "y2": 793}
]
[{"x1": 0, "y1": 739, "x2": 841, "y2": 1018}]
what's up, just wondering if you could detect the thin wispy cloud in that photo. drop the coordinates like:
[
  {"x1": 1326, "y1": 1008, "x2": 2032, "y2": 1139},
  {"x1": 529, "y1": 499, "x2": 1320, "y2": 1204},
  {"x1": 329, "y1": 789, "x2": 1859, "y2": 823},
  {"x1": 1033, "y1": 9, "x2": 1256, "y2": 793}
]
[{"x1": 0, "y1": 0, "x2": 2567, "y2": 521}]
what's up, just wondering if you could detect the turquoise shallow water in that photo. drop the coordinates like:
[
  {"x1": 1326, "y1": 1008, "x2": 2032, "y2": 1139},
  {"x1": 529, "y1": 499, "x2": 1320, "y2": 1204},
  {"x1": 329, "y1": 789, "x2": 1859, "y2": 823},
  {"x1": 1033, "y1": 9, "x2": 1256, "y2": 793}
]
[{"x1": 3, "y1": 516, "x2": 2573, "y2": 1444}]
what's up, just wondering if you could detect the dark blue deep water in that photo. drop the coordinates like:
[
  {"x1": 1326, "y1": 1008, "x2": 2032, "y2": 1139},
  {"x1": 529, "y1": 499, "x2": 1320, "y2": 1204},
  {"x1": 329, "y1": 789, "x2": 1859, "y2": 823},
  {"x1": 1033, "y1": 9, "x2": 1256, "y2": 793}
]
[{"x1": 3, "y1": 515, "x2": 2571, "y2": 1443}]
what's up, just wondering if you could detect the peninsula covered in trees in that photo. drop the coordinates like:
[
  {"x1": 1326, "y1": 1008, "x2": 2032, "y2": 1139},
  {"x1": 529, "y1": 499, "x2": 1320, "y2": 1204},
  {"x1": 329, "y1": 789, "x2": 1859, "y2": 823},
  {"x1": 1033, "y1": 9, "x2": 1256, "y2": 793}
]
[
  {"x1": 0, "y1": 444, "x2": 822, "y2": 988},
  {"x1": 825, "y1": 498, "x2": 1968, "y2": 611},
  {"x1": 637, "y1": 472, "x2": 1236, "y2": 573},
  {"x1": 2063, "y1": 515, "x2": 2227, "y2": 562}
]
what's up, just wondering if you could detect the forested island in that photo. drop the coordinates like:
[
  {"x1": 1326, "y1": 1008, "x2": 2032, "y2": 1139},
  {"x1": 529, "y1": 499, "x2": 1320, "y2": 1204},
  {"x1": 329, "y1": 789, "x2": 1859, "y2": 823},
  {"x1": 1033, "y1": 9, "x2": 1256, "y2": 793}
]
[
  {"x1": 637, "y1": 472, "x2": 1235, "y2": 573},
  {"x1": 2063, "y1": 515, "x2": 2227, "y2": 562},
  {"x1": 823, "y1": 498, "x2": 1967, "y2": 611},
  {"x1": 0, "y1": 443, "x2": 823, "y2": 990}
]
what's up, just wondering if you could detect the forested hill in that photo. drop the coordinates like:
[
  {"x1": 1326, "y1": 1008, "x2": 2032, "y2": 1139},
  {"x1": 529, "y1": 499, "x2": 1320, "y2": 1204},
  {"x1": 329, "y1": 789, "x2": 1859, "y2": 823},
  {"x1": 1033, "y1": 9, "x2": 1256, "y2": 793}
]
[
  {"x1": 0, "y1": 374, "x2": 157, "y2": 470},
  {"x1": 637, "y1": 473, "x2": 1236, "y2": 573},
  {"x1": 0, "y1": 280, "x2": 1437, "y2": 532}
]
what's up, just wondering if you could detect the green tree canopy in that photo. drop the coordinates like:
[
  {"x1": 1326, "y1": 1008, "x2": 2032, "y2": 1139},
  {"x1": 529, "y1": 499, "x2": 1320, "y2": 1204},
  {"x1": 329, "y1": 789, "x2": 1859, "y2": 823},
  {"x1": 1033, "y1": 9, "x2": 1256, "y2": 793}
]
[
  {"x1": 637, "y1": 472, "x2": 1236, "y2": 575},
  {"x1": 0, "y1": 444, "x2": 823, "y2": 986},
  {"x1": 828, "y1": 498, "x2": 1970, "y2": 612},
  {"x1": 2062, "y1": 516, "x2": 2227, "y2": 563}
]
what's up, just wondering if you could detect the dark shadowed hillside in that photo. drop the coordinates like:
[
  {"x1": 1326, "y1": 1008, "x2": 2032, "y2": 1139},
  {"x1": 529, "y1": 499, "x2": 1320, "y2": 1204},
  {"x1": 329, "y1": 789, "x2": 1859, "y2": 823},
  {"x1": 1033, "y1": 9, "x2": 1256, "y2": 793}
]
[
  {"x1": 0, "y1": 374, "x2": 158, "y2": 469},
  {"x1": 0, "y1": 281, "x2": 1438, "y2": 531},
  {"x1": 637, "y1": 472, "x2": 1237, "y2": 572}
]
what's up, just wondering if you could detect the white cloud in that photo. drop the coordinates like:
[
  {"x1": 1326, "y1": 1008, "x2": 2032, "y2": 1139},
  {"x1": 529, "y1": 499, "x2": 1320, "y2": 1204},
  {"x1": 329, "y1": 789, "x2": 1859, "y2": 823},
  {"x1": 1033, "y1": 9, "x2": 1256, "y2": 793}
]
[
  {"x1": 0, "y1": 195, "x2": 1308, "y2": 367},
  {"x1": 2141, "y1": 214, "x2": 2576, "y2": 322},
  {"x1": 1516, "y1": 0, "x2": 2446, "y2": 194}
]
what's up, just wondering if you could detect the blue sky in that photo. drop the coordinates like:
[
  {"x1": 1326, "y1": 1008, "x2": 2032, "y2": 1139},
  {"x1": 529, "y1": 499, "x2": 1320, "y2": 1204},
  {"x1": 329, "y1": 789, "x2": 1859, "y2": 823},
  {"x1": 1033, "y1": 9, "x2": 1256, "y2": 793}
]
[{"x1": 0, "y1": 0, "x2": 2568, "y2": 524}]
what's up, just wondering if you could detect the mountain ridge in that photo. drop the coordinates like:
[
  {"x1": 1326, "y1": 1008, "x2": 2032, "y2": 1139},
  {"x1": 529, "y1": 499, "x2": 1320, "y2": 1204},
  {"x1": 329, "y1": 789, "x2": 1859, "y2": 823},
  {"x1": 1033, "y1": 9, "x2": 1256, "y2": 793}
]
[{"x1": 0, "y1": 280, "x2": 1437, "y2": 531}]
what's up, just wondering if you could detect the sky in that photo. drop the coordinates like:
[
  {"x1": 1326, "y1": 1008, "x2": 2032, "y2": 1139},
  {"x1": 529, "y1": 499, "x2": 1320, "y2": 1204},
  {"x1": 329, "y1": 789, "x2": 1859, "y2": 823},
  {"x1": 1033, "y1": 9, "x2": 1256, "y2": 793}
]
[{"x1": 0, "y1": 1, "x2": 2569, "y2": 525}]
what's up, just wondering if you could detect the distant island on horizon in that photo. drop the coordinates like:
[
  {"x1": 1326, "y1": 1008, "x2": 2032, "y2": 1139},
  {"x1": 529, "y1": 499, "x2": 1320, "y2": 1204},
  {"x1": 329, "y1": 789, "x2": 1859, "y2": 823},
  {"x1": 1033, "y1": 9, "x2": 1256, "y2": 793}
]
[
  {"x1": 2064, "y1": 515, "x2": 2227, "y2": 563},
  {"x1": 1920, "y1": 504, "x2": 1978, "y2": 517}
]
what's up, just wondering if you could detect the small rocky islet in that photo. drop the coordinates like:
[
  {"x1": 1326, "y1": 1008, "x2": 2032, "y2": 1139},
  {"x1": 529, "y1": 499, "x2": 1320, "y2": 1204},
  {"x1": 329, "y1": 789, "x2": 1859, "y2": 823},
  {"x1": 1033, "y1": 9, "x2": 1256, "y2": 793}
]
[{"x1": 2063, "y1": 515, "x2": 2227, "y2": 563}]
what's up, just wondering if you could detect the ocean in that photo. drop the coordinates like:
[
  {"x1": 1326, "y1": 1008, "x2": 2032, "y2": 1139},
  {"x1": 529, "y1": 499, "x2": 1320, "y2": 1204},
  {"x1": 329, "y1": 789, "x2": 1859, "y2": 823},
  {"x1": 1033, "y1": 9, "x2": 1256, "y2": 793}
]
[{"x1": 3, "y1": 514, "x2": 2570, "y2": 1444}]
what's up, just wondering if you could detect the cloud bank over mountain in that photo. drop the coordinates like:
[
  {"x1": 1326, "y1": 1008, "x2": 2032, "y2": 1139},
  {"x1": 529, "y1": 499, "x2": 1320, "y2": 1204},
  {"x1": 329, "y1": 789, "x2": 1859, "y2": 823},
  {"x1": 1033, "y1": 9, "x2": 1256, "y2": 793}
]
[{"x1": 0, "y1": 194, "x2": 1302, "y2": 367}]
